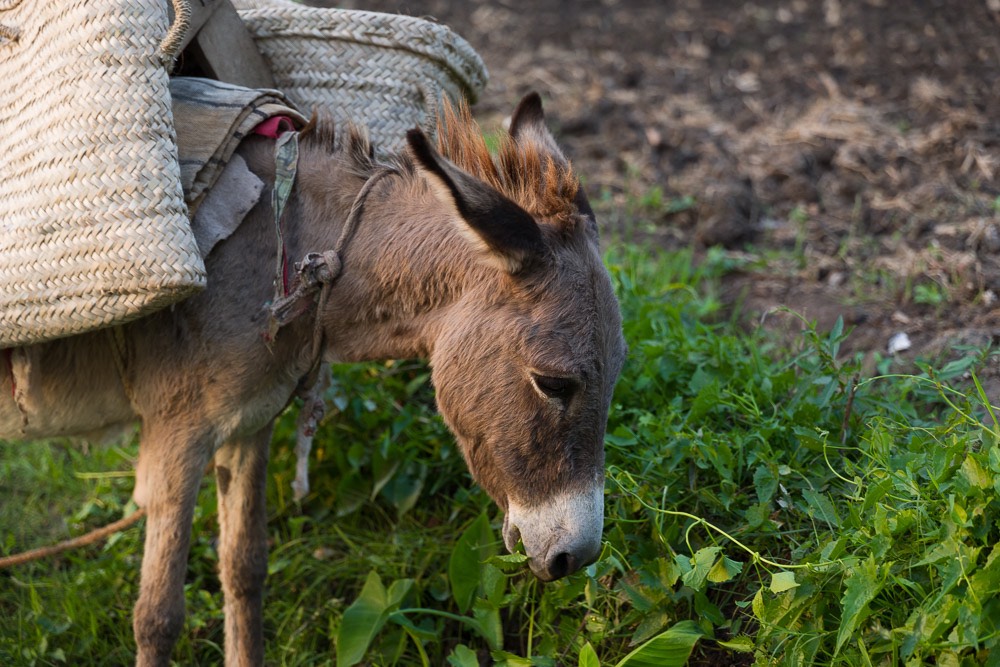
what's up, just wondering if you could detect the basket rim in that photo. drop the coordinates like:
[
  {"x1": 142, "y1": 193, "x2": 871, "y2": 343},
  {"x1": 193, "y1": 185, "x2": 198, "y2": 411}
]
[{"x1": 235, "y1": 5, "x2": 488, "y2": 102}]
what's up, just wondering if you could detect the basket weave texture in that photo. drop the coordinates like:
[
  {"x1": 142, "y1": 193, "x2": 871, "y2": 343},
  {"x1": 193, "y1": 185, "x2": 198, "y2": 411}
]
[
  {"x1": 0, "y1": 0, "x2": 205, "y2": 348},
  {"x1": 231, "y1": 0, "x2": 488, "y2": 151}
]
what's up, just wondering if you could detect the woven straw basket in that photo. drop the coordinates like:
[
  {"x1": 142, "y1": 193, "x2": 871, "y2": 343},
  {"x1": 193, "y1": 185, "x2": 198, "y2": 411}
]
[
  {"x1": 0, "y1": 0, "x2": 205, "y2": 348},
  {"x1": 231, "y1": 0, "x2": 488, "y2": 151}
]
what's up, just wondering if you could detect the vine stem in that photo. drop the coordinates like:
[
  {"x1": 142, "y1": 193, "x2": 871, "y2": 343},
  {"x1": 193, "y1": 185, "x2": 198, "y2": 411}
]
[
  {"x1": 0, "y1": 508, "x2": 145, "y2": 569},
  {"x1": 609, "y1": 467, "x2": 842, "y2": 572}
]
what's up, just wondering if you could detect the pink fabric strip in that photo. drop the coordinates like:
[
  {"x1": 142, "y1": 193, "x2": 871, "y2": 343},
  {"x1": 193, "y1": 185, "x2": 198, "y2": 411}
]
[{"x1": 253, "y1": 115, "x2": 297, "y2": 139}]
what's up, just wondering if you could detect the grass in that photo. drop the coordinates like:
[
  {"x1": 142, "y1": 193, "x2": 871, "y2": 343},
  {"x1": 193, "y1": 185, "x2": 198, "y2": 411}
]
[{"x1": 2, "y1": 242, "x2": 999, "y2": 666}]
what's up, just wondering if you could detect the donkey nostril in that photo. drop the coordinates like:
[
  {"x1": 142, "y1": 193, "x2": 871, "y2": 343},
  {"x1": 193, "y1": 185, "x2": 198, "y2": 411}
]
[{"x1": 547, "y1": 551, "x2": 577, "y2": 580}]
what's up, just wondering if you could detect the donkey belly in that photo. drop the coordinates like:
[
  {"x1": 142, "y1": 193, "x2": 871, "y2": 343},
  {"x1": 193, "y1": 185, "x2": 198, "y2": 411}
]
[{"x1": 0, "y1": 339, "x2": 134, "y2": 441}]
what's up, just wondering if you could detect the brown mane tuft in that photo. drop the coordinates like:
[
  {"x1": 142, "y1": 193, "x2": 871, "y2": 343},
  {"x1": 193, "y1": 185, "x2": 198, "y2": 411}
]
[
  {"x1": 301, "y1": 112, "x2": 380, "y2": 178},
  {"x1": 298, "y1": 101, "x2": 580, "y2": 226},
  {"x1": 434, "y1": 100, "x2": 580, "y2": 225}
]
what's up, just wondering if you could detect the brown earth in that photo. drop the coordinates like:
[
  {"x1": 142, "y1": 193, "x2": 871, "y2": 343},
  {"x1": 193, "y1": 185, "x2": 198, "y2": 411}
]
[{"x1": 314, "y1": 0, "x2": 1000, "y2": 398}]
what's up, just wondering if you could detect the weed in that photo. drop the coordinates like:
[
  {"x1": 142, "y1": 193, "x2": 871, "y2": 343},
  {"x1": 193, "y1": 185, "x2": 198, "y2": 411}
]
[
  {"x1": 913, "y1": 281, "x2": 947, "y2": 307},
  {"x1": 2, "y1": 245, "x2": 998, "y2": 665}
]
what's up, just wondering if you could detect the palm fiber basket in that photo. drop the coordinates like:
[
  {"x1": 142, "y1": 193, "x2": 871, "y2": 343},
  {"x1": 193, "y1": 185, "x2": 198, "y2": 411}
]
[
  {"x1": 0, "y1": 0, "x2": 205, "y2": 348},
  {"x1": 231, "y1": 0, "x2": 488, "y2": 151}
]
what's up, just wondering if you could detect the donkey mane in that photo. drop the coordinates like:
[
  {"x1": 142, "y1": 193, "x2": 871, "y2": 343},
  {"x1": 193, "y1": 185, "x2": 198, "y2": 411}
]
[
  {"x1": 300, "y1": 102, "x2": 581, "y2": 227},
  {"x1": 434, "y1": 102, "x2": 580, "y2": 226}
]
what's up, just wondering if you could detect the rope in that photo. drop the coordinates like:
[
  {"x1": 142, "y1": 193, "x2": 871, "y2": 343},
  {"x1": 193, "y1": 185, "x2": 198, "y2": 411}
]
[
  {"x1": 0, "y1": 23, "x2": 19, "y2": 43},
  {"x1": 267, "y1": 166, "x2": 398, "y2": 338},
  {"x1": 159, "y1": 0, "x2": 191, "y2": 66},
  {"x1": 0, "y1": 508, "x2": 146, "y2": 569}
]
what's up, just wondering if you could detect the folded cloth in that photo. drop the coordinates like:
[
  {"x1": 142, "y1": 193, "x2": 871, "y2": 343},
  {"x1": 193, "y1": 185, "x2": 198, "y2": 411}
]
[
  {"x1": 170, "y1": 77, "x2": 307, "y2": 214},
  {"x1": 191, "y1": 154, "x2": 265, "y2": 258}
]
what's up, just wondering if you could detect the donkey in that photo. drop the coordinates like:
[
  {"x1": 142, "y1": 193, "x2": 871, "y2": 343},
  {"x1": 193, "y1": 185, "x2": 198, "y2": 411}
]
[{"x1": 0, "y1": 93, "x2": 626, "y2": 666}]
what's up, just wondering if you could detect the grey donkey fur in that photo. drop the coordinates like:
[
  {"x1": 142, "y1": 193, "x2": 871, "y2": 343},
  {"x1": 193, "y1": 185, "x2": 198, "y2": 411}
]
[{"x1": 0, "y1": 94, "x2": 626, "y2": 666}]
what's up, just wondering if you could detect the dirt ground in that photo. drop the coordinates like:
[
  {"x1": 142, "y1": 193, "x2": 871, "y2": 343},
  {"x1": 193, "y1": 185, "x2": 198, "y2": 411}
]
[{"x1": 320, "y1": 0, "x2": 1000, "y2": 392}]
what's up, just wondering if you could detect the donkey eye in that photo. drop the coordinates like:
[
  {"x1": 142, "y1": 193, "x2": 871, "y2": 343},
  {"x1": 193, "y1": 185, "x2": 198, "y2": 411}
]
[{"x1": 532, "y1": 374, "x2": 578, "y2": 402}]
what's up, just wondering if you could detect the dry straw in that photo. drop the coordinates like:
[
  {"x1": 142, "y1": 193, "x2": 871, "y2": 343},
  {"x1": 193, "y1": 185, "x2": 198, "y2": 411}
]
[
  {"x1": 231, "y1": 0, "x2": 488, "y2": 151},
  {"x1": 0, "y1": 0, "x2": 205, "y2": 348}
]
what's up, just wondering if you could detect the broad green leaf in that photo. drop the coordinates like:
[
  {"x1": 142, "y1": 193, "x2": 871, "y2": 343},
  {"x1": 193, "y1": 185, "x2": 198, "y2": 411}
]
[
  {"x1": 629, "y1": 610, "x2": 670, "y2": 646},
  {"x1": 900, "y1": 595, "x2": 961, "y2": 659},
  {"x1": 485, "y1": 552, "x2": 529, "y2": 573},
  {"x1": 770, "y1": 570, "x2": 799, "y2": 593},
  {"x1": 802, "y1": 488, "x2": 841, "y2": 527},
  {"x1": 605, "y1": 425, "x2": 638, "y2": 447},
  {"x1": 836, "y1": 556, "x2": 883, "y2": 654},
  {"x1": 717, "y1": 635, "x2": 754, "y2": 652},
  {"x1": 916, "y1": 539, "x2": 954, "y2": 567},
  {"x1": 694, "y1": 591, "x2": 725, "y2": 625},
  {"x1": 744, "y1": 502, "x2": 772, "y2": 530},
  {"x1": 370, "y1": 441, "x2": 401, "y2": 499},
  {"x1": 614, "y1": 620, "x2": 703, "y2": 667},
  {"x1": 480, "y1": 562, "x2": 506, "y2": 606},
  {"x1": 335, "y1": 471, "x2": 369, "y2": 517},
  {"x1": 448, "y1": 644, "x2": 480, "y2": 667},
  {"x1": 820, "y1": 536, "x2": 846, "y2": 563},
  {"x1": 449, "y1": 512, "x2": 495, "y2": 613},
  {"x1": 335, "y1": 572, "x2": 413, "y2": 666},
  {"x1": 387, "y1": 578, "x2": 414, "y2": 608},
  {"x1": 935, "y1": 650, "x2": 961, "y2": 667},
  {"x1": 970, "y1": 543, "x2": 1000, "y2": 592},
  {"x1": 336, "y1": 570, "x2": 388, "y2": 666},
  {"x1": 390, "y1": 612, "x2": 437, "y2": 642},
  {"x1": 751, "y1": 588, "x2": 765, "y2": 621},
  {"x1": 681, "y1": 546, "x2": 721, "y2": 591},
  {"x1": 990, "y1": 444, "x2": 1000, "y2": 473},
  {"x1": 578, "y1": 642, "x2": 601, "y2": 667},
  {"x1": 708, "y1": 555, "x2": 743, "y2": 583},
  {"x1": 474, "y1": 598, "x2": 504, "y2": 651},
  {"x1": 960, "y1": 455, "x2": 991, "y2": 490},
  {"x1": 687, "y1": 378, "x2": 720, "y2": 422},
  {"x1": 490, "y1": 650, "x2": 535, "y2": 666},
  {"x1": 753, "y1": 465, "x2": 778, "y2": 503},
  {"x1": 687, "y1": 366, "x2": 716, "y2": 393},
  {"x1": 380, "y1": 465, "x2": 426, "y2": 516},
  {"x1": 860, "y1": 476, "x2": 891, "y2": 515}
]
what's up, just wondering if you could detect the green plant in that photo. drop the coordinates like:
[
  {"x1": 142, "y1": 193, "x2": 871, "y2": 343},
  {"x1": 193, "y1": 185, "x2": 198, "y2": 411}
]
[
  {"x1": 3, "y1": 244, "x2": 999, "y2": 665},
  {"x1": 913, "y1": 280, "x2": 947, "y2": 307}
]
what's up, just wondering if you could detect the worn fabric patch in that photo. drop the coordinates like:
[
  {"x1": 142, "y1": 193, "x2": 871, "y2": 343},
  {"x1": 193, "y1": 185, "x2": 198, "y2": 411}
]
[{"x1": 190, "y1": 154, "x2": 264, "y2": 258}]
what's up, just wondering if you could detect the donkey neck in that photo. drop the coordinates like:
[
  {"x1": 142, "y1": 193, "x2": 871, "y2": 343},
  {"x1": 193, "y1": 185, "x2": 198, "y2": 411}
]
[{"x1": 291, "y1": 154, "x2": 493, "y2": 364}]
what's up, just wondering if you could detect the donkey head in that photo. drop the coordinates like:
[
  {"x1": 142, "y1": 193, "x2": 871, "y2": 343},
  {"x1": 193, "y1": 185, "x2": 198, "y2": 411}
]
[{"x1": 407, "y1": 94, "x2": 626, "y2": 581}]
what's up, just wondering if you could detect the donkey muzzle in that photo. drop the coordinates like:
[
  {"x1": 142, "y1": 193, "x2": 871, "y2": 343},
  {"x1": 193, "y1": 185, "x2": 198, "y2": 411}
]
[{"x1": 503, "y1": 483, "x2": 604, "y2": 581}]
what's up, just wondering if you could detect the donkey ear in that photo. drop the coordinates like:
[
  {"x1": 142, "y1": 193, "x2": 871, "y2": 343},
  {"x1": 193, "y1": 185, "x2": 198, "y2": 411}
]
[
  {"x1": 509, "y1": 92, "x2": 546, "y2": 138},
  {"x1": 509, "y1": 92, "x2": 565, "y2": 160},
  {"x1": 406, "y1": 128, "x2": 545, "y2": 273},
  {"x1": 510, "y1": 93, "x2": 600, "y2": 240}
]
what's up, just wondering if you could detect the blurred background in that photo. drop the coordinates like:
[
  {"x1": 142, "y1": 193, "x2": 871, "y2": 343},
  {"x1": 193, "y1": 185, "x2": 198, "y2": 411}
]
[{"x1": 315, "y1": 0, "x2": 1000, "y2": 378}]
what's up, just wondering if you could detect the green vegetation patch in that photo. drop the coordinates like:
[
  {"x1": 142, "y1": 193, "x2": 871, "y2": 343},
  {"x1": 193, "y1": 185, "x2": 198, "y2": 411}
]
[{"x1": 2, "y1": 245, "x2": 998, "y2": 666}]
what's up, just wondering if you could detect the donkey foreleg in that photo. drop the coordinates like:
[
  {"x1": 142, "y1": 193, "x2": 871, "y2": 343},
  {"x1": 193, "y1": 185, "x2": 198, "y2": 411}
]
[
  {"x1": 215, "y1": 426, "x2": 272, "y2": 666},
  {"x1": 132, "y1": 423, "x2": 214, "y2": 667}
]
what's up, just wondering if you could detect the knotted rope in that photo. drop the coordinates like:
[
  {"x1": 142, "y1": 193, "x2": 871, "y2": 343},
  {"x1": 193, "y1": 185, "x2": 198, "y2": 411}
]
[
  {"x1": 267, "y1": 165, "x2": 399, "y2": 369},
  {"x1": 160, "y1": 0, "x2": 191, "y2": 66},
  {"x1": 261, "y1": 132, "x2": 397, "y2": 500}
]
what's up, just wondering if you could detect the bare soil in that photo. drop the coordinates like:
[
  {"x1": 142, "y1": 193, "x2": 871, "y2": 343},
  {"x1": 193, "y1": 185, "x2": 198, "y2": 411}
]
[{"x1": 316, "y1": 0, "x2": 1000, "y2": 397}]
